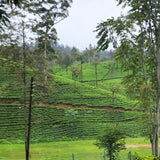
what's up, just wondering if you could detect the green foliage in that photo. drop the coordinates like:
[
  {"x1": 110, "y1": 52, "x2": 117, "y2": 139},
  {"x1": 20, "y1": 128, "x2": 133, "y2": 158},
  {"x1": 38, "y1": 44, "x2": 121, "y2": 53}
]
[
  {"x1": 31, "y1": 0, "x2": 72, "y2": 43},
  {"x1": 95, "y1": 126, "x2": 126, "y2": 160},
  {"x1": 134, "y1": 152, "x2": 160, "y2": 160},
  {"x1": 0, "y1": 53, "x2": 145, "y2": 143},
  {"x1": 0, "y1": 0, "x2": 22, "y2": 31},
  {"x1": 0, "y1": 104, "x2": 145, "y2": 142},
  {"x1": 70, "y1": 65, "x2": 80, "y2": 80},
  {"x1": 95, "y1": 0, "x2": 160, "y2": 156},
  {"x1": 0, "y1": 139, "x2": 11, "y2": 144}
]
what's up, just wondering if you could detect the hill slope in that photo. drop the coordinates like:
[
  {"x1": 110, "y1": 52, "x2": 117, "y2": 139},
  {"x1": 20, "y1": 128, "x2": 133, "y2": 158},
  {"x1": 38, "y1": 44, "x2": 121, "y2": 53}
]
[{"x1": 0, "y1": 58, "x2": 146, "y2": 142}]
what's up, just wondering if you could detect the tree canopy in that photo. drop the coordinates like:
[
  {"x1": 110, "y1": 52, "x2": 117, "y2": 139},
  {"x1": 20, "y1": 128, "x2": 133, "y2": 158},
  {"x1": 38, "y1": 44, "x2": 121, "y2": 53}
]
[
  {"x1": 95, "y1": 0, "x2": 160, "y2": 157},
  {"x1": 0, "y1": 0, "x2": 22, "y2": 30}
]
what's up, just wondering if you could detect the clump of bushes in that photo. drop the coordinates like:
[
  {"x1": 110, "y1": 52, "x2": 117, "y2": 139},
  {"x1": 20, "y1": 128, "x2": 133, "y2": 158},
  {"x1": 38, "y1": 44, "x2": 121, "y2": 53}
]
[
  {"x1": 95, "y1": 126, "x2": 126, "y2": 160},
  {"x1": 134, "y1": 152, "x2": 160, "y2": 160}
]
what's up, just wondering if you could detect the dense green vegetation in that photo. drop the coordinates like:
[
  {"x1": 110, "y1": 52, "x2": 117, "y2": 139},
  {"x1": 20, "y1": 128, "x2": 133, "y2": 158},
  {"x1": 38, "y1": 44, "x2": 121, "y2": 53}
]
[
  {"x1": 0, "y1": 58, "x2": 147, "y2": 143},
  {"x1": 0, "y1": 104, "x2": 146, "y2": 142},
  {"x1": 1, "y1": 0, "x2": 160, "y2": 158}
]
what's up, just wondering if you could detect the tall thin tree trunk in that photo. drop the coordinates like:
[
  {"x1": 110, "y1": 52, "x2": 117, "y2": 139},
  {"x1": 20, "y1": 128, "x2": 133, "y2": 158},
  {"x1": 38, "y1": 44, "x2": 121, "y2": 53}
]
[
  {"x1": 44, "y1": 35, "x2": 47, "y2": 82},
  {"x1": 22, "y1": 21, "x2": 28, "y2": 160},
  {"x1": 112, "y1": 91, "x2": 115, "y2": 106},
  {"x1": 95, "y1": 64, "x2": 98, "y2": 87},
  {"x1": 44, "y1": 28, "x2": 48, "y2": 83},
  {"x1": 140, "y1": 23, "x2": 148, "y2": 85},
  {"x1": 141, "y1": 44, "x2": 148, "y2": 85},
  {"x1": 26, "y1": 77, "x2": 34, "y2": 160},
  {"x1": 80, "y1": 59, "x2": 83, "y2": 81},
  {"x1": 154, "y1": 48, "x2": 160, "y2": 156}
]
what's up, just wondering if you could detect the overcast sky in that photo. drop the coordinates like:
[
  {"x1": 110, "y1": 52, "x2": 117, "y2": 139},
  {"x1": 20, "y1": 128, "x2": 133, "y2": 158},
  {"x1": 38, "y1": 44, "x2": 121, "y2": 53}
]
[{"x1": 55, "y1": 0, "x2": 127, "y2": 51}]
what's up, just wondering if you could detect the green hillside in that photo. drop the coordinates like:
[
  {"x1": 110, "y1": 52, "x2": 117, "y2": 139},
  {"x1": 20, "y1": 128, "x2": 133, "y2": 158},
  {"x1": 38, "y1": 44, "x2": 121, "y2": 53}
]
[
  {"x1": 0, "y1": 58, "x2": 146, "y2": 142},
  {"x1": 0, "y1": 104, "x2": 146, "y2": 143},
  {"x1": 45, "y1": 74, "x2": 136, "y2": 110},
  {"x1": 54, "y1": 61, "x2": 127, "y2": 82},
  {"x1": 0, "y1": 58, "x2": 136, "y2": 110}
]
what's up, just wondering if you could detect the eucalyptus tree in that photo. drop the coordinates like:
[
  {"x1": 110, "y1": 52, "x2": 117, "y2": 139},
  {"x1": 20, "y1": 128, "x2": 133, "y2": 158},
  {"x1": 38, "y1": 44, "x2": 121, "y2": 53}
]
[
  {"x1": 76, "y1": 52, "x2": 86, "y2": 81},
  {"x1": 95, "y1": 0, "x2": 160, "y2": 156},
  {"x1": 108, "y1": 84, "x2": 122, "y2": 106},
  {"x1": 29, "y1": 0, "x2": 72, "y2": 81},
  {"x1": 91, "y1": 52, "x2": 100, "y2": 87},
  {"x1": 70, "y1": 47, "x2": 86, "y2": 81},
  {"x1": 0, "y1": 0, "x2": 22, "y2": 30},
  {"x1": 62, "y1": 52, "x2": 73, "y2": 73},
  {"x1": 70, "y1": 46, "x2": 79, "y2": 62},
  {"x1": 83, "y1": 44, "x2": 95, "y2": 63},
  {"x1": 70, "y1": 65, "x2": 80, "y2": 89},
  {"x1": 0, "y1": 2, "x2": 40, "y2": 159}
]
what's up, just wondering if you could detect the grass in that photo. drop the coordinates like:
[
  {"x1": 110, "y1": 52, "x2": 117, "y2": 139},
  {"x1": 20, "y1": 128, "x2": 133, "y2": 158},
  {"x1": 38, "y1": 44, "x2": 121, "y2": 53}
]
[{"x1": 0, "y1": 138, "x2": 154, "y2": 160}]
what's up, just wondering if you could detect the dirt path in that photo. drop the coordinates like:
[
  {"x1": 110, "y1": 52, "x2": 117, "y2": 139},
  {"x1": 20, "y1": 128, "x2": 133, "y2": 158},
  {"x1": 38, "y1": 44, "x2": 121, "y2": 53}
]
[
  {"x1": 0, "y1": 99, "x2": 140, "y2": 112},
  {"x1": 34, "y1": 101, "x2": 133, "y2": 112},
  {"x1": 126, "y1": 145, "x2": 160, "y2": 149}
]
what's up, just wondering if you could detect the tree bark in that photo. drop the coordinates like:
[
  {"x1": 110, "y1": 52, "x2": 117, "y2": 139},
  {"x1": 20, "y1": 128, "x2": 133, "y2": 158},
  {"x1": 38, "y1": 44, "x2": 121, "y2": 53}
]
[
  {"x1": 22, "y1": 21, "x2": 28, "y2": 160},
  {"x1": 141, "y1": 41, "x2": 147, "y2": 85},
  {"x1": 80, "y1": 58, "x2": 83, "y2": 81},
  {"x1": 154, "y1": 48, "x2": 160, "y2": 156},
  {"x1": 44, "y1": 27, "x2": 48, "y2": 83},
  {"x1": 95, "y1": 64, "x2": 98, "y2": 87},
  {"x1": 26, "y1": 77, "x2": 33, "y2": 160}
]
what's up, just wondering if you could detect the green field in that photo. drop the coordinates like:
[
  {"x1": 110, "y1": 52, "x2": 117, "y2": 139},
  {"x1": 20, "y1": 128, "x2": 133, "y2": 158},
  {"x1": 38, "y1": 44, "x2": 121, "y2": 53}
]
[{"x1": 0, "y1": 138, "x2": 153, "y2": 160}]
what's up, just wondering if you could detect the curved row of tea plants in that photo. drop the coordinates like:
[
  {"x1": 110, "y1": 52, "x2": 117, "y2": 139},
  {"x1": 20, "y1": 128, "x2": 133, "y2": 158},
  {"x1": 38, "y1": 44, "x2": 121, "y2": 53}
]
[{"x1": 0, "y1": 104, "x2": 146, "y2": 143}]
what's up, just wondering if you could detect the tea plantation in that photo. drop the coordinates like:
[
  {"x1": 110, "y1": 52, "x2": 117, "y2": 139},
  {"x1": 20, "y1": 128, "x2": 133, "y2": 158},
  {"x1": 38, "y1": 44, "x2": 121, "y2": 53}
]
[
  {"x1": 0, "y1": 104, "x2": 146, "y2": 143},
  {"x1": 0, "y1": 59, "x2": 147, "y2": 143}
]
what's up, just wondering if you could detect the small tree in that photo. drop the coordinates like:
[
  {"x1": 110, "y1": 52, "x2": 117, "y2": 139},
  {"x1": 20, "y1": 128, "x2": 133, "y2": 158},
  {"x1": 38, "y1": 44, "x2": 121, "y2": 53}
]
[
  {"x1": 95, "y1": 126, "x2": 126, "y2": 160},
  {"x1": 62, "y1": 52, "x2": 73, "y2": 73},
  {"x1": 91, "y1": 52, "x2": 100, "y2": 87},
  {"x1": 108, "y1": 84, "x2": 122, "y2": 106},
  {"x1": 70, "y1": 65, "x2": 80, "y2": 89}
]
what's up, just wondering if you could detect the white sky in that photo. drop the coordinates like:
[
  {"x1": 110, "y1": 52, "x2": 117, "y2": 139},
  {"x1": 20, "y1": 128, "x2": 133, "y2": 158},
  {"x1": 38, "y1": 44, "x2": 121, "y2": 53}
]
[{"x1": 55, "y1": 0, "x2": 127, "y2": 51}]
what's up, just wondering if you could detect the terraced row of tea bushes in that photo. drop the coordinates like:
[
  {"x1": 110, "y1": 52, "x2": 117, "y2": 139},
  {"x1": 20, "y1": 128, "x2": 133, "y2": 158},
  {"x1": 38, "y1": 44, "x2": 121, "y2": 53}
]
[
  {"x1": 31, "y1": 105, "x2": 146, "y2": 141},
  {"x1": 0, "y1": 104, "x2": 25, "y2": 140},
  {"x1": 0, "y1": 104, "x2": 146, "y2": 143},
  {"x1": 0, "y1": 64, "x2": 135, "y2": 111},
  {"x1": 54, "y1": 61, "x2": 128, "y2": 82},
  {"x1": 44, "y1": 75, "x2": 137, "y2": 110},
  {"x1": 0, "y1": 58, "x2": 137, "y2": 111}
]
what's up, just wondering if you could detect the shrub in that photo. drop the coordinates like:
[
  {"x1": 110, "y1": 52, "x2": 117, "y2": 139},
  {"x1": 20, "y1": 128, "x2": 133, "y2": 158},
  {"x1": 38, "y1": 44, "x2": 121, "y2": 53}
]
[
  {"x1": 95, "y1": 126, "x2": 126, "y2": 160},
  {"x1": 135, "y1": 152, "x2": 160, "y2": 160},
  {"x1": 0, "y1": 139, "x2": 11, "y2": 144}
]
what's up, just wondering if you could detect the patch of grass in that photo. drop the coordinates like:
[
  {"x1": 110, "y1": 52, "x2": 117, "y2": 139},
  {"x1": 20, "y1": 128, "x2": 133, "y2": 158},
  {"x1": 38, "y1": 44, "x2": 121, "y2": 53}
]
[
  {"x1": 0, "y1": 138, "x2": 154, "y2": 160},
  {"x1": 125, "y1": 137, "x2": 151, "y2": 145}
]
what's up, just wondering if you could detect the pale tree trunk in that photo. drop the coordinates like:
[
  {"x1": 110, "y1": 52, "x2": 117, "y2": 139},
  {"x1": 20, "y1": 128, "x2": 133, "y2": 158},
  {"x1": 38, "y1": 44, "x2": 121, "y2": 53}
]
[
  {"x1": 44, "y1": 28, "x2": 48, "y2": 83},
  {"x1": 44, "y1": 34, "x2": 47, "y2": 82},
  {"x1": 80, "y1": 59, "x2": 83, "y2": 81},
  {"x1": 154, "y1": 48, "x2": 160, "y2": 157},
  {"x1": 112, "y1": 91, "x2": 115, "y2": 106},
  {"x1": 95, "y1": 64, "x2": 98, "y2": 87},
  {"x1": 141, "y1": 41, "x2": 148, "y2": 85},
  {"x1": 22, "y1": 21, "x2": 28, "y2": 159}
]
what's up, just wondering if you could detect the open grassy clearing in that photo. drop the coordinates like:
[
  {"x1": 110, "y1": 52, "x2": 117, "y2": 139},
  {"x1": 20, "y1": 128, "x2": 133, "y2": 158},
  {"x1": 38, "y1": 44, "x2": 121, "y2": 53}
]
[{"x1": 0, "y1": 138, "x2": 153, "y2": 160}]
